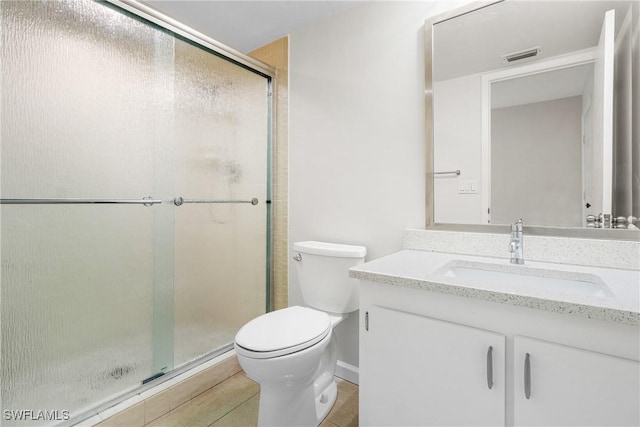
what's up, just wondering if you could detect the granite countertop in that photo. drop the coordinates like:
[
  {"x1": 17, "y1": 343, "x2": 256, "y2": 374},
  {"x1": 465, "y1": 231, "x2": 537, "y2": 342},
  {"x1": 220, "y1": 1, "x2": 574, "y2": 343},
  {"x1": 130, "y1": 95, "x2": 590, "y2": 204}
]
[{"x1": 349, "y1": 250, "x2": 640, "y2": 326}]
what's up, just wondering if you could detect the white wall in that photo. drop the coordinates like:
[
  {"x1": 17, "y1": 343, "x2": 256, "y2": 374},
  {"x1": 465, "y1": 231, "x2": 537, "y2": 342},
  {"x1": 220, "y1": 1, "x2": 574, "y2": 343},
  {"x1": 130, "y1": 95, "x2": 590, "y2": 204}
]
[
  {"x1": 433, "y1": 73, "x2": 484, "y2": 224},
  {"x1": 491, "y1": 96, "x2": 584, "y2": 227},
  {"x1": 289, "y1": 0, "x2": 472, "y2": 373}
]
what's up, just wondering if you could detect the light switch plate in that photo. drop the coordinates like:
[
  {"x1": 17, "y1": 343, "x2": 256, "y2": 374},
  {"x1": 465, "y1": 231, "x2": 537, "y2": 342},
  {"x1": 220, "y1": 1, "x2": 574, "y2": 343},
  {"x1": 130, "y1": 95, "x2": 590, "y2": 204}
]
[{"x1": 458, "y1": 180, "x2": 478, "y2": 194}]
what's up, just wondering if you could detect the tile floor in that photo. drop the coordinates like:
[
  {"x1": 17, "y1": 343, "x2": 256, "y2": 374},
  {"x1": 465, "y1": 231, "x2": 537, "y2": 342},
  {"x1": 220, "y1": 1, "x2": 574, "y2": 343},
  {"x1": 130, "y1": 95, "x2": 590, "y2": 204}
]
[{"x1": 144, "y1": 372, "x2": 358, "y2": 427}]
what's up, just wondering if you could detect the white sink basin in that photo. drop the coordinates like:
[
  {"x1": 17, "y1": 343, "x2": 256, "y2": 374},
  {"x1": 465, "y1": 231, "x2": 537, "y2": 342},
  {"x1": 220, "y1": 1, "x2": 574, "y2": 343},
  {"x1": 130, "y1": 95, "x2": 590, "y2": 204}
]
[{"x1": 435, "y1": 260, "x2": 613, "y2": 298}]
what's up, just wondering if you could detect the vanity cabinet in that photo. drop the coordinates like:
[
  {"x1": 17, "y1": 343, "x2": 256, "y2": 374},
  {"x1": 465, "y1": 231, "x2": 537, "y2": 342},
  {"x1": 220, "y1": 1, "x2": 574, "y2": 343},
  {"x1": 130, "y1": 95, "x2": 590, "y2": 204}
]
[
  {"x1": 513, "y1": 336, "x2": 640, "y2": 427},
  {"x1": 359, "y1": 282, "x2": 640, "y2": 427},
  {"x1": 361, "y1": 305, "x2": 505, "y2": 426}
]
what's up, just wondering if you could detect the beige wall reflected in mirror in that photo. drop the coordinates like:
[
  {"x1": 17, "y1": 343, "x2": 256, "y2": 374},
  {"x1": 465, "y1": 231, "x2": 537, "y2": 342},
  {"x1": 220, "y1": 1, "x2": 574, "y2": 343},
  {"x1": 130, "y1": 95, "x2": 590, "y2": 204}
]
[{"x1": 430, "y1": 0, "x2": 639, "y2": 231}]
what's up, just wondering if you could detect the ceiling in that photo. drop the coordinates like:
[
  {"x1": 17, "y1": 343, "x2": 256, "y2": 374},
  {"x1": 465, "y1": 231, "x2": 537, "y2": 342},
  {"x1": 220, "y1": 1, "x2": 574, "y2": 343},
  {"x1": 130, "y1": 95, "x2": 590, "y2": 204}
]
[
  {"x1": 145, "y1": 0, "x2": 359, "y2": 53},
  {"x1": 433, "y1": 0, "x2": 634, "y2": 82},
  {"x1": 492, "y1": 63, "x2": 593, "y2": 109}
]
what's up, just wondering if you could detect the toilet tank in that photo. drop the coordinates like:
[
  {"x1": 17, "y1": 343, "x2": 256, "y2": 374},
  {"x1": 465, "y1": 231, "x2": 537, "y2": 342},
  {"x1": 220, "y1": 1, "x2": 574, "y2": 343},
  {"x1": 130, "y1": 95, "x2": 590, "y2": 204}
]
[{"x1": 292, "y1": 241, "x2": 367, "y2": 314}]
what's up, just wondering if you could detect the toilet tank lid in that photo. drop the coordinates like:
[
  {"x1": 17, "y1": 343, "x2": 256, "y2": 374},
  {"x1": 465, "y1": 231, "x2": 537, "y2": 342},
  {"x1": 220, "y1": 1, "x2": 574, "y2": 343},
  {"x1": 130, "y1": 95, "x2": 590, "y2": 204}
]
[{"x1": 293, "y1": 241, "x2": 366, "y2": 258}]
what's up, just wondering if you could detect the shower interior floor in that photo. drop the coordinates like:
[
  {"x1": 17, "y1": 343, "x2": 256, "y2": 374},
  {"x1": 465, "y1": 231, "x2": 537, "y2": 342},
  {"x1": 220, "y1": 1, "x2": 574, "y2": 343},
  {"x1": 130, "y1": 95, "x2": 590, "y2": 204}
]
[{"x1": 143, "y1": 372, "x2": 359, "y2": 427}]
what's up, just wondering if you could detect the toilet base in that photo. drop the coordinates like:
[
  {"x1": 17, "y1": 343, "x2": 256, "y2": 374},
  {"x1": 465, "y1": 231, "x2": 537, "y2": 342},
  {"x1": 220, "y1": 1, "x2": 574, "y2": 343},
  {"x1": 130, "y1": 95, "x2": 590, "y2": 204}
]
[
  {"x1": 315, "y1": 380, "x2": 338, "y2": 423},
  {"x1": 252, "y1": 332, "x2": 339, "y2": 426},
  {"x1": 257, "y1": 377, "x2": 337, "y2": 427}
]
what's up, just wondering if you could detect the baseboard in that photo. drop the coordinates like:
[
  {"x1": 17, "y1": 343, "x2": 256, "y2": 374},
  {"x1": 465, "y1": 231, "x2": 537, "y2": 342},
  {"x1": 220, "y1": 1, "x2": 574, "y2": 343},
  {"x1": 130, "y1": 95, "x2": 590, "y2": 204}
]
[{"x1": 335, "y1": 360, "x2": 359, "y2": 385}]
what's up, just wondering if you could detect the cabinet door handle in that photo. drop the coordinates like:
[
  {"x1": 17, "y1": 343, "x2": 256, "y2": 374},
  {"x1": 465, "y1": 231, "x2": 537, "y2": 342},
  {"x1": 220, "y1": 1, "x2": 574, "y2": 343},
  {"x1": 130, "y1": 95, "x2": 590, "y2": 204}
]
[
  {"x1": 524, "y1": 353, "x2": 531, "y2": 399},
  {"x1": 486, "y1": 346, "x2": 494, "y2": 390}
]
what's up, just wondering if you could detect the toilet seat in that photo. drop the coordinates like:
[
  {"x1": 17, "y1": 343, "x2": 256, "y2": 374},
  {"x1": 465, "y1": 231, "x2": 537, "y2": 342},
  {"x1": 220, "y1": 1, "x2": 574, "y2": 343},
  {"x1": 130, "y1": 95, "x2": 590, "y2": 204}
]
[{"x1": 235, "y1": 306, "x2": 331, "y2": 359}]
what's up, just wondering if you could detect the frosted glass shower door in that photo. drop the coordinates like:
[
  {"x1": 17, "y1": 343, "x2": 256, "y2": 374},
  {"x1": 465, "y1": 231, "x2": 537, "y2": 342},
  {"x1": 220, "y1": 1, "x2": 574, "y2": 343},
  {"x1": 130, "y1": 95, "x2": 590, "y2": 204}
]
[
  {"x1": 172, "y1": 39, "x2": 269, "y2": 367},
  {"x1": 0, "y1": 0, "x2": 175, "y2": 419},
  {"x1": 1, "y1": 0, "x2": 271, "y2": 421}
]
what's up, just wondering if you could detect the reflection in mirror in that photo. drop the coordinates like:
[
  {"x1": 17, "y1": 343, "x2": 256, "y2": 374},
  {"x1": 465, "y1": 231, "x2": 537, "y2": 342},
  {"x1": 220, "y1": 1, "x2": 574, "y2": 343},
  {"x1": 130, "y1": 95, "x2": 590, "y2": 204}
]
[
  {"x1": 430, "y1": 0, "x2": 638, "y2": 231},
  {"x1": 490, "y1": 67, "x2": 588, "y2": 227}
]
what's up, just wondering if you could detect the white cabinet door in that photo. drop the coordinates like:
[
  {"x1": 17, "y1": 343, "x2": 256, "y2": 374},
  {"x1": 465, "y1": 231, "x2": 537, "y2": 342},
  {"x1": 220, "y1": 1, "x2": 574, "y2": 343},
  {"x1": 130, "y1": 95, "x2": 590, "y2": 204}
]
[
  {"x1": 514, "y1": 336, "x2": 640, "y2": 426},
  {"x1": 360, "y1": 306, "x2": 505, "y2": 426}
]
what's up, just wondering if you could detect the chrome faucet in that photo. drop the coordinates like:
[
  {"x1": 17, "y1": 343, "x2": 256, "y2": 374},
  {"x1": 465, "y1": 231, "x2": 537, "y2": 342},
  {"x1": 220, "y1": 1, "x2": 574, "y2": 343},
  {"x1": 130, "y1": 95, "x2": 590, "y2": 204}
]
[{"x1": 509, "y1": 219, "x2": 524, "y2": 264}]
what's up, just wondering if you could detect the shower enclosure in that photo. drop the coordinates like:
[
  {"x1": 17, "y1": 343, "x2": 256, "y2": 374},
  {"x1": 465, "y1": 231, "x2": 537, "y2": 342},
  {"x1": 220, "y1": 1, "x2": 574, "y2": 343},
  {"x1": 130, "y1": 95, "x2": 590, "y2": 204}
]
[{"x1": 0, "y1": 0, "x2": 273, "y2": 423}]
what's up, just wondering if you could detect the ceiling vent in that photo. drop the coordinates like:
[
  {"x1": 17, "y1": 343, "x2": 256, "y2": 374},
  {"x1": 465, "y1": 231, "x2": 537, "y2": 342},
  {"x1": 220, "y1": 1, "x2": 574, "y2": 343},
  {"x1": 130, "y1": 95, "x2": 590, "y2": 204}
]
[{"x1": 502, "y1": 46, "x2": 542, "y2": 63}]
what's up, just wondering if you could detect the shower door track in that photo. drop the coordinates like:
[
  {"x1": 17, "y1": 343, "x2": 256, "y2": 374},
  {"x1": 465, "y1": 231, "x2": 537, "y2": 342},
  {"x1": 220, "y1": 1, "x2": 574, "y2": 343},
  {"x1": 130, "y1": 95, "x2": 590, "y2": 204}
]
[
  {"x1": 73, "y1": 344, "x2": 234, "y2": 425},
  {"x1": 105, "y1": 0, "x2": 276, "y2": 79}
]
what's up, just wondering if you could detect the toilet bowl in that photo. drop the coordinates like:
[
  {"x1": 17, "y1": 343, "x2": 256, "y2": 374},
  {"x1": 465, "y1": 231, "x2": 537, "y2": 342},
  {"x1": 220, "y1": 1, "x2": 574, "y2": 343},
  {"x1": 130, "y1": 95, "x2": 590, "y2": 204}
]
[{"x1": 234, "y1": 241, "x2": 366, "y2": 427}]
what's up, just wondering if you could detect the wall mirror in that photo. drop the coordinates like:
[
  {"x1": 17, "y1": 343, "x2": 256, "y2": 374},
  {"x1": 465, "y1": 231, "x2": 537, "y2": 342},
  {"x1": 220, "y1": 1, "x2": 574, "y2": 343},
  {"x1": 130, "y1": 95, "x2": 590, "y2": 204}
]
[{"x1": 426, "y1": 0, "x2": 639, "y2": 238}]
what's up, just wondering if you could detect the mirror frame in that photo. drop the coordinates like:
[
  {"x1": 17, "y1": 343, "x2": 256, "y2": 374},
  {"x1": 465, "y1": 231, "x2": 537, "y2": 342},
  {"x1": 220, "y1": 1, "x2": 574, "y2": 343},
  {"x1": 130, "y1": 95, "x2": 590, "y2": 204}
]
[{"x1": 424, "y1": 0, "x2": 640, "y2": 241}]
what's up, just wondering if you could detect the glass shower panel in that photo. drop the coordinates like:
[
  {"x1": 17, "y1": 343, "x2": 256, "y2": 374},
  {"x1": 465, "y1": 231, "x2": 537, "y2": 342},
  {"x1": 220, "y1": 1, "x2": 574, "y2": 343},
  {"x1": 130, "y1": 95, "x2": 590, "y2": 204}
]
[
  {"x1": 1, "y1": 0, "x2": 174, "y2": 419},
  {"x1": 1, "y1": 206, "x2": 155, "y2": 416},
  {"x1": 172, "y1": 40, "x2": 269, "y2": 366}
]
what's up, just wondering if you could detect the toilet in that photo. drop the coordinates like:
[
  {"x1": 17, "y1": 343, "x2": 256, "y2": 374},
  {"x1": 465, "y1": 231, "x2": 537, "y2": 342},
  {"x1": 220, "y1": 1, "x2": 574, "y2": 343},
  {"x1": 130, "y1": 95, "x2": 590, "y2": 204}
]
[{"x1": 234, "y1": 241, "x2": 366, "y2": 427}]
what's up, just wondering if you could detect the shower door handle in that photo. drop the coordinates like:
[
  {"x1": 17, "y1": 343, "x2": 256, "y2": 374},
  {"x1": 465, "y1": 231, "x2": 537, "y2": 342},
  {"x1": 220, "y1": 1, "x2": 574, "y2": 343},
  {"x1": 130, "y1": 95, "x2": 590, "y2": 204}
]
[
  {"x1": 0, "y1": 197, "x2": 161, "y2": 206},
  {"x1": 173, "y1": 196, "x2": 258, "y2": 206}
]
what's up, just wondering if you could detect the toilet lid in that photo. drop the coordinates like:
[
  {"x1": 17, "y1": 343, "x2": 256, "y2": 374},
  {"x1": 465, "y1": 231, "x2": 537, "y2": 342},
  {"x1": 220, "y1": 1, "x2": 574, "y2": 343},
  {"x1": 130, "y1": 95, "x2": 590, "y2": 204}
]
[{"x1": 235, "y1": 306, "x2": 330, "y2": 357}]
